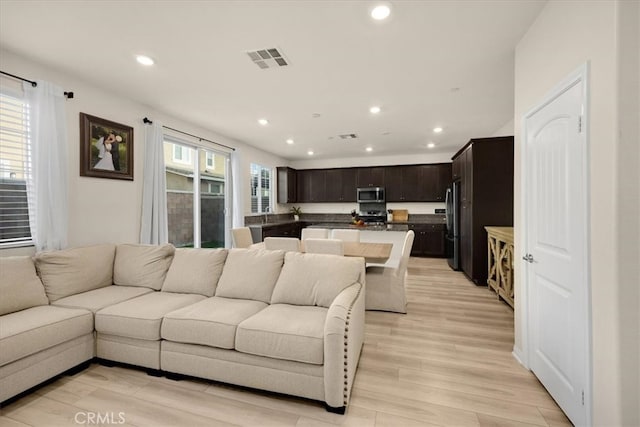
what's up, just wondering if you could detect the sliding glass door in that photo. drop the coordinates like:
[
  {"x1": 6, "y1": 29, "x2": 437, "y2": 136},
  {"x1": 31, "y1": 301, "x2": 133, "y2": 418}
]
[{"x1": 164, "y1": 137, "x2": 229, "y2": 248}]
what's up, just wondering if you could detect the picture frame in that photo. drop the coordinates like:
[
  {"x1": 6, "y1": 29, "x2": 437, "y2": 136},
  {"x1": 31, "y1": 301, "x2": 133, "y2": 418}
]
[{"x1": 79, "y1": 113, "x2": 134, "y2": 180}]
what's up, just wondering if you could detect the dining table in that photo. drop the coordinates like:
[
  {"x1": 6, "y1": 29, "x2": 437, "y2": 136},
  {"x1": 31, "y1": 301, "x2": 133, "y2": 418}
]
[{"x1": 250, "y1": 241, "x2": 393, "y2": 264}]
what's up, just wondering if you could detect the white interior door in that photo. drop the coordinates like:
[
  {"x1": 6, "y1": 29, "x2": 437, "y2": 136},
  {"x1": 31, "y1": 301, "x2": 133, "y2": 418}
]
[{"x1": 523, "y1": 67, "x2": 589, "y2": 425}]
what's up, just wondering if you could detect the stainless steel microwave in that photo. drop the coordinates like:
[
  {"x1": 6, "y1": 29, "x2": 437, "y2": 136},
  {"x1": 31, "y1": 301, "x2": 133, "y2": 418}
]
[{"x1": 357, "y1": 187, "x2": 385, "y2": 203}]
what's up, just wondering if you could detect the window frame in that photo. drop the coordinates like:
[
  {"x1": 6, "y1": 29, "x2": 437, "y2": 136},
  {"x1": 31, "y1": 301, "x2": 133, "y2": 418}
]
[
  {"x1": 0, "y1": 88, "x2": 33, "y2": 248},
  {"x1": 164, "y1": 135, "x2": 231, "y2": 248},
  {"x1": 250, "y1": 163, "x2": 273, "y2": 214}
]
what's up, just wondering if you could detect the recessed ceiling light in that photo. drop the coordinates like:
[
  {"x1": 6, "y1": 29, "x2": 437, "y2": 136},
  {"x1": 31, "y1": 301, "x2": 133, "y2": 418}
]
[
  {"x1": 136, "y1": 55, "x2": 155, "y2": 66},
  {"x1": 307, "y1": 150, "x2": 314, "y2": 156},
  {"x1": 433, "y1": 127, "x2": 443, "y2": 133},
  {"x1": 366, "y1": 147, "x2": 373, "y2": 152},
  {"x1": 369, "y1": 106, "x2": 381, "y2": 114},
  {"x1": 286, "y1": 139, "x2": 294, "y2": 145},
  {"x1": 258, "y1": 119, "x2": 269, "y2": 126},
  {"x1": 427, "y1": 143, "x2": 436, "y2": 149},
  {"x1": 371, "y1": 5, "x2": 391, "y2": 20}
]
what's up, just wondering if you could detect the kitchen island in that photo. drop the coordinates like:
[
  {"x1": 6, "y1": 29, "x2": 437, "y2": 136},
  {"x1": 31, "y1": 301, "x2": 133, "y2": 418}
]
[{"x1": 246, "y1": 213, "x2": 447, "y2": 259}]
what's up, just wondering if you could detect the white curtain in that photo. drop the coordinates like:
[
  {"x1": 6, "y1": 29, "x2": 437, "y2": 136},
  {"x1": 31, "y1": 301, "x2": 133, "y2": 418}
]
[
  {"x1": 230, "y1": 149, "x2": 245, "y2": 229},
  {"x1": 139, "y1": 121, "x2": 168, "y2": 244},
  {"x1": 23, "y1": 81, "x2": 68, "y2": 252}
]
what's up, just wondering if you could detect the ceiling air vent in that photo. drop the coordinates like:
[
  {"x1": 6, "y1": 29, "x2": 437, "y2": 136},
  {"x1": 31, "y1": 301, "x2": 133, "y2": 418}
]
[
  {"x1": 338, "y1": 133, "x2": 358, "y2": 140},
  {"x1": 246, "y1": 48, "x2": 289, "y2": 69}
]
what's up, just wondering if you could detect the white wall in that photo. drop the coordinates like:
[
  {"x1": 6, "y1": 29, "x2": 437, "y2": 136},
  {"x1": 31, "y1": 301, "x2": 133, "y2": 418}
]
[
  {"x1": 616, "y1": 1, "x2": 640, "y2": 425},
  {"x1": 514, "y1": 1, "x2": 638, "y2": 424},
  {"x1": 289, "y1": 151, "x2": 454, "y2": 170},
  {"x1": 0, "y1": 49, "x2": 286, "y2": 254},
  {"x1": 491, "y1": 119, "x2": 514, "y2": 137}
]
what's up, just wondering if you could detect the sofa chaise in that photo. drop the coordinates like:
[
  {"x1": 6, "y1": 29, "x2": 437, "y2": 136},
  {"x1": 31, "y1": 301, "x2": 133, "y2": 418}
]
[{"x1": 0, "y1": 243, "x2": 366, "y2": 413}]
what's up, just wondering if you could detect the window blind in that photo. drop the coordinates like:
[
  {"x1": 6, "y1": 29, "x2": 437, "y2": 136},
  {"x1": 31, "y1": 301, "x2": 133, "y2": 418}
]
[
  {"x1": 250, "y1": 163, "x2": 271, "y2": 213},
  {"x1": 0, "y1": 92, "x2": 32, "y2": 245}
]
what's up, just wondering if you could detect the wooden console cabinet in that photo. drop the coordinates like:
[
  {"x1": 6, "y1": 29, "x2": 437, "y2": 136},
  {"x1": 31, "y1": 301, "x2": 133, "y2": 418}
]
[{"x1": 486, "y1": 226, "x2": 514, "y2": 308}]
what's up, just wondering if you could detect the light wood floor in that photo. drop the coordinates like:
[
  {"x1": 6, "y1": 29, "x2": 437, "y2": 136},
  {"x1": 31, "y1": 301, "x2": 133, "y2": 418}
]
[{"x1": 0, "y1": 258, "x2": 572, "y2": 427}]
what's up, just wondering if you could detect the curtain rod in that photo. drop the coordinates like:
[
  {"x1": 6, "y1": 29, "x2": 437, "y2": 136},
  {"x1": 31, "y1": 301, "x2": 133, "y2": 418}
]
[
  {"x1": 0, "y1": 70, "x2": 74, "y2": 98},
  {"x1": 143, "y1": 117, "x2": 235, "y2": 151}
]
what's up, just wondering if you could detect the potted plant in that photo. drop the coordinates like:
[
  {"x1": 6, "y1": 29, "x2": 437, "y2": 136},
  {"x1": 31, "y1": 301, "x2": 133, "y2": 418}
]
[{"x1": 290, "y1": 206, "x2": 302, "y2": 221}]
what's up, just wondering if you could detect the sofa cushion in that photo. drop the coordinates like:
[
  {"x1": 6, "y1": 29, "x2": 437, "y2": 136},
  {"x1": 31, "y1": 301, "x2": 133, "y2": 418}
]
[
  {"x1": 95, "y1": 292, "x2": 204, "y2": 341},
  {"x1": 35, "y1": 244, "x2": 116, "y2": 302},
  {"x1": 215, "y1": 249, "x2": 285, "y2": 303},
  {"x1": 270, "y1": 252, "x2": 363, "y2": 308},
  {"x1": 161, "y1": 248, "x2": 227, "y2": 296},
  {"x1": 0, "y1": 305, "x2": 93, "y2": 366},
  {"x1": 52, "y1": 285, "x2": 154, "y2": 313},
  {"x1": 113, "y1": 244, "x2": 175, "y2": 291},
  {"x1": 236, "y1": 304, "x2": 328, "y2": 365},
  {"x1": 0, "y1": 256, "x2": 49, "y2": 315},
  {"x1": 162, "y1": 297, "x2": 267, "y2": 349}
]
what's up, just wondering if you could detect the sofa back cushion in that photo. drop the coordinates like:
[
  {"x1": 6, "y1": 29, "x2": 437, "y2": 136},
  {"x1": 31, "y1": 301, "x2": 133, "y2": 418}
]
[
  {"x1": 0, "y1": 256, "x2": 49, "y2": 315},
  {"x1": 114, "y1": 244, "x2": 175, "y2": 290},
  {"x1": 270, "y1": 252, "x2": 364, "y2": 308},
  {"x1": 161, "y1": 248, "x2": 228, "y2": 296},
  {"x1": 215, "y1": 248, "x2": 284, "y2": 303},
  {"x1": 35, "y1": 244, "x2": 116, "y2": 302}
]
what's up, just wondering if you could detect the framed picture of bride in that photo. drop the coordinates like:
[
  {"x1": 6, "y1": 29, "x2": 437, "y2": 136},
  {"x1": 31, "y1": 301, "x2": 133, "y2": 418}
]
[{"x1": 79, "y1": 113, "x2": 134, "y2": 180}]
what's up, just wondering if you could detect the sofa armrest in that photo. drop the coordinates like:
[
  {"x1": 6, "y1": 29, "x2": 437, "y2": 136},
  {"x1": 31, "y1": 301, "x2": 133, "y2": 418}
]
[{"x1": 323, "y1": 282, "x2": 365, "y2": 410}]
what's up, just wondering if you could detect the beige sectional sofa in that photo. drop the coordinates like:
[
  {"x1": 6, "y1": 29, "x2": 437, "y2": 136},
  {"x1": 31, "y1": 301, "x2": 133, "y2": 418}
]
[{"x1": 0, "y1": 244, "x2": 366, "y2": 413}]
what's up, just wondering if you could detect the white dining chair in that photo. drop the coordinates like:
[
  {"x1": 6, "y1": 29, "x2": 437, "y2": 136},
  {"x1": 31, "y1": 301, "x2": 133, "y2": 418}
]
[
  {"x1": 364, "y1": 230, "x2": 414, "y2": 313},
  {"x1": 331, "y1": 229, "x2": 361, "y2": 242},
  {"x1": 264, "y1": 237, "x2": 301, "y2": 252},
  {"x1": 304, "y1": 238, "x2": 344, "y2": 255},
  {"x1": 232, "y1": 227, "x2": 253, "y2": 248},
  {"x1": 301, "y1": 228, "x2": 329, "y2": 240}
]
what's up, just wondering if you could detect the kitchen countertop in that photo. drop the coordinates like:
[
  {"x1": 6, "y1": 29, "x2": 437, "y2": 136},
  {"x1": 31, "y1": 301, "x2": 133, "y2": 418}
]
[
  {"x1": 307, "y1": 223, "x2": 410, "y2": 232},
  {"x1": 247, "y1": 216, "x2": 446, "y2": 229}
]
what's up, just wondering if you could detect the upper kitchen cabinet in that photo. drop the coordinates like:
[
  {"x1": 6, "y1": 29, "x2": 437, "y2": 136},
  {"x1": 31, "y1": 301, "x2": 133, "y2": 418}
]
[
  {"x1": 277, "y1": 167, "x2": 297, "y2": 203},
  {"x1": 325, "y1": 168, "x2": 357, "y2": 202},
  {"x1": 356, "y1": 167, "x2": 385, "y2": 188},
  {"x1": 386, "y1": 163, "x2": 451, "y2": 202},
  {"x1": 423, "y1": 163, "x2": 452, "y2": 202},
  {"x1": 297, "y1": 169, "x2": 327, "y2": 202}
]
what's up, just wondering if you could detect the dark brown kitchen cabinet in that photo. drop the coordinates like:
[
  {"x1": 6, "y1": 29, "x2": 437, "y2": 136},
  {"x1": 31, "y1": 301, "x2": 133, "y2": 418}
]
[
  {"x1": 453, "y1": 136, "x2": 513, "y2": 285},
  {"x1": 409, "y1": 224, "x2": 446, "y2": 257},
  {"x1": 309, "y1": 169, "x2": 327, "y2": 202},
  {"x1": 421, "y1": 164, "x2": 451, "y2": 202},
  {"x1": 384, "y1": 166, "x2": 404, "y2": 201},
  {"x1": 297, "y1": 169, "x2": 327, "y2": 202},
  {"x1": 250, "y1": 222, "x2": 305, "y2": 242},
  {"x1": 357, "y1": 167, "x2": 385, "y2": 188},
  {"x1": 385, "y1": 164, "x2": 451, "y2": 202},
  {"x1": 325, "y1": 168, "x2": 357, "y2": 202},
  {"x1": 277, "y1": 167, "x2": 297, "y2": 203},
  {"x1": 296, "y1": 169, "x2": 312, "y2": 202},
  {"x1": 452, "y1": 156, "x2": 463, "y2": 180}
]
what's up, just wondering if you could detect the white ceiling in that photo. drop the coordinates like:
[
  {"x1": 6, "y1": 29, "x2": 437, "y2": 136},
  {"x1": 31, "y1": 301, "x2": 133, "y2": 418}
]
[{"x1": 0, "y1": 0, "x2": 545, "y2": 160}]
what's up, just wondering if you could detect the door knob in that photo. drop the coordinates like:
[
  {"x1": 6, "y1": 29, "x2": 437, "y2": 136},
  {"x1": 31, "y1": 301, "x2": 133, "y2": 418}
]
[{"x1": 522, "y1": 253, "x2": 535, "y2": 263}]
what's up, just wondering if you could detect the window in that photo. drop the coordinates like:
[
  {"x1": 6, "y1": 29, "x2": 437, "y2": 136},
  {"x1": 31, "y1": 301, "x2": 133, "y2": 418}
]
[
  {"x1": 164, "y1": 138, "x2": 229, "y2": 248},
  {"x1": 172, "y1": 143, "x2": 192, "y2": 164},
  {"x1": 250, "y1": 163, "x2": 271, "y2": 213},
  {"x1": 206, "y1": 152, "x2": 215, "y2": 168},
  {"x1": 0, "y1": 91, "x2": 32, "y2": 246}
]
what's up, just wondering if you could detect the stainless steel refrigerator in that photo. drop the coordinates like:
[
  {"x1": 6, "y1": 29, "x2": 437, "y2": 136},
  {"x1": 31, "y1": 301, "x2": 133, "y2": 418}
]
[{"x1": 445, "y1": 182, "x2": 460, "y2": 270}]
